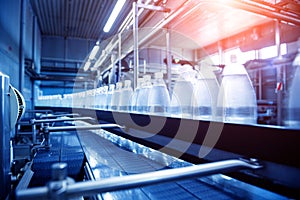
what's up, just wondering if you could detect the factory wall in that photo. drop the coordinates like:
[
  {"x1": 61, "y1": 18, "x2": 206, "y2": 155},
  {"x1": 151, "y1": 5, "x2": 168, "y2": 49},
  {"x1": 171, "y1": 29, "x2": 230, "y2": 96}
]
[
  {"x1": 0, "y1": 0, "x2": 41, "y2": 109},
  {"x1": 40, "y1": 36, "x2": 96, "y2": 95}
]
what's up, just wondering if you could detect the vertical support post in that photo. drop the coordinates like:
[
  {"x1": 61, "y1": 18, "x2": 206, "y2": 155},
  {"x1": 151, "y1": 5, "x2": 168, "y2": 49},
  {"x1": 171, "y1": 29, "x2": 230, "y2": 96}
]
[
  {"x1": 218, "y1": 41, "x2": 224, "y2": 65},
  {"x1": 275, "y1": 20, "x2": 282, "y2": 126},
  {"x1": 258, "y1": 69, "x2": 262, "y2": 100},
  {"x1": 32, "y1": 16, "x2": 36, "y2": 110},
  {"x1": 118, "y1": 33, "x2": 122, "y2": 82},
  {"x1": 166, "y1": 29, "x2": 172, "y2": 91},
  {"x1": 275, "y1": 20, "x2": 281, "y2": 59},
  {"x1": 19, "y1": 0, "x2": 26, "y2": 93},
  {"x1": 133, "y1": 2, "x2": 139, "y2": 90}
]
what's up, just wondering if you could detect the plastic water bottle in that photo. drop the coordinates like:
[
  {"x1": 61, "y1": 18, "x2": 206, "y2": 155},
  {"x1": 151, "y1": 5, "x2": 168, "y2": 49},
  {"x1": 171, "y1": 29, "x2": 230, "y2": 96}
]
[
  {"x1": 193, "y1": 66, "x2": 219, "y2": 121},
  {"x1": 100, "y1": 86, "x2": 108, "y2": 110},
  {"x1": 119, "y1": 80, "x2": 133, "y2": 111},
  {"x1": 111, "y1": 82, "x2": 122, "y2": 111},
  {"x1": 217, "y1": 62, "x2": 257, "y2": 124},
  {"x1": 148, "y1": 72, "x2": 170, "y2": 115},
  {"x1": 170, "y1": 68, "x2": 195, "y2": 118},
  {"x1": 94, "y1": 87, "x2": 101, "y2": 109},
  {"x1": 131, "y1": 78, "x2": 143, "y2": 112},
  {"x1": 136, "y1": 75, "x2": 152, "y2": 113},
  {"x1": 106, "y1": 84, "x2": 115, "y2": 110},
  {"x1": 284, "y1": 40, "x2": 300, "y2": 128}
]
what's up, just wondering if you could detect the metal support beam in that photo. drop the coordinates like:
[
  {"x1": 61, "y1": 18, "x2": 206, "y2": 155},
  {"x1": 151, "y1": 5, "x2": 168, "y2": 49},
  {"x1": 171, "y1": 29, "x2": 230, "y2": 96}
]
[
  {"x1": 166, "y1": 30, "x2": 172, "y2": 91},
  {"x1": 30, "y1": 117, "x2": 95, "y2": 125},
  {"x1": 39, "y1": 113, "x2": 80, "y2": 119},
  {"x1": 19, "y1": 0, "x2": 26, "y2": 93},
  {"x1": 133, "y1": 1, "x2": 139, "y2": 89},
  {"x1": 118, "y1": 33, "x2": 122, "y2": 82},
  {"x1": 15, "y1": 159, "x2": 262, "y2": 199},
  {"x1": 44, "y1": 124, "x2": 123, "y2": 132}
]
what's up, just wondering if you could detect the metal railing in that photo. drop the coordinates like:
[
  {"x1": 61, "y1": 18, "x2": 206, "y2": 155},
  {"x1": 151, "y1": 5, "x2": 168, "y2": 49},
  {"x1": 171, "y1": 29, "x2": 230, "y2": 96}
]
[{"x1": 16, "y1": 159, "x2": 262, "y2": 200}]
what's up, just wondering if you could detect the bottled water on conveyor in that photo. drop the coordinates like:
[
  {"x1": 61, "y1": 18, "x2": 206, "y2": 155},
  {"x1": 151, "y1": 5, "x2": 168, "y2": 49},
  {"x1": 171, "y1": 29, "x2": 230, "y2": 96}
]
[
  {"x1": 111, "y1": 82, "x2": 122, "y2": 111},
  {"x1": 284, "y1": 39, "x2": 300, "y2": 128},
  {"x1": 136, "y1": 75, "x2": 152, "y2": 113},
  {"x1": 119, "y1": 80, "x2": 133, "y2": 111},
  {"x1": 106, "y1": 84, "x2": 115, "y2": 110},
  {"x1": 193, "y1": 66, "x2": 219, "y2": 121},
  {"x1": 131, "y1": 78, "x2": 143, "y2": 112},
  {"x1": 170, "y1": 66, "x2": 195, "y2": 118},
  {"x1": 148, "y1": 72, "x2": 170, "y2": 115},
  {"x1": 217, "y1": 62, "x2": 257, "y2": 124}
]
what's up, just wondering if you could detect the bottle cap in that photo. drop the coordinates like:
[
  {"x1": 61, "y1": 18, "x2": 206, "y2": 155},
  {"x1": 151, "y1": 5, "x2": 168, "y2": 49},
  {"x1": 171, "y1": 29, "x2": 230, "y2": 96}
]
[
  {"x1": 109, "y1": 84, "x2": 115, "y2": 90},
  {"x1": 116, "y1": 82, "x2": 123, "y2": 89},
  {"x1": 144, "y1": 75, "x2": 151, "y2": 81},
  {"x1": 154, "y1": 72, "x2": 163, "y2": 79},
  {"x1": 222, "y1": 63, "x2": 248, "y2": 76},
  {"x1": 124, "y1": 80, "x2": 131, "y2": 87}
]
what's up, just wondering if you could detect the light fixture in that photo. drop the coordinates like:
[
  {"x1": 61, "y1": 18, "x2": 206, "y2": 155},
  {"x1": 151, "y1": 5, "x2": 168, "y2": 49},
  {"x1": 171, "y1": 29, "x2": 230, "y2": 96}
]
[
  {"x1": 103, "y1": 0, "x2": 126, "y2": 33},
  {"x1": 83, "y1": 61, "x2": 91, "y2": 71},
  {"x1": 89, "y1": 45, "x2": 100, "y2": 60}
]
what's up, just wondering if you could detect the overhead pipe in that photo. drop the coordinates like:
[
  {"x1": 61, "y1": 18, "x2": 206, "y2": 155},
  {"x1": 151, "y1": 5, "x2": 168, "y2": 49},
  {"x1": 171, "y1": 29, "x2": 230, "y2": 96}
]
[
  {"x1": 227, "y1": 0, "x2": 300, "y2": 26},
  {"x1": 97, "y1": 0, "x2": 300, "y2": 74},
  {"x1": 30, "y1": 116, "x2": 95, "y2": 124},
  {"x1": 19, "y1": 0, "x2": 26, "y2": 93}
]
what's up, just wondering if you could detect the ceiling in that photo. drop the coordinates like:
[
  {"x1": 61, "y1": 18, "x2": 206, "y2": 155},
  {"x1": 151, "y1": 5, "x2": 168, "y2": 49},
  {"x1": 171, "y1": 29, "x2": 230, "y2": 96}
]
[
  {"x1": 92, "y1": 0, "x2": 300, "y2": 73},
  {"x1": 29, "y1": 0, "x2": 300, "y2": 90},
  {"x1": 30, "y1": 0, "x2": 134, "y2": 40}
]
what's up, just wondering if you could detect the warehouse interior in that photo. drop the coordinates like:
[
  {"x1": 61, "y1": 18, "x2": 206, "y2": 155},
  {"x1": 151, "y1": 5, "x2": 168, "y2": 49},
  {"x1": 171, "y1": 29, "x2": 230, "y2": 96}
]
[{"x1": 1, "y1": 0, "x2": 300, "y2": 199}]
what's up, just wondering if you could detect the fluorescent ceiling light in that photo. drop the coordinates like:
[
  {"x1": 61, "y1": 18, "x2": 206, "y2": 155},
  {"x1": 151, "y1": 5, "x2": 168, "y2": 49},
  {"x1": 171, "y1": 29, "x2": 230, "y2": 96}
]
[
  {"x1": 83, "y1": 61, "x2": 91, "y2": 71},
  {"x1": 89, "y1": 45, "x2": 100, "y2": 60},
  {"x1": 103, "y1": 0, "x2": 126, "y2": 33}
]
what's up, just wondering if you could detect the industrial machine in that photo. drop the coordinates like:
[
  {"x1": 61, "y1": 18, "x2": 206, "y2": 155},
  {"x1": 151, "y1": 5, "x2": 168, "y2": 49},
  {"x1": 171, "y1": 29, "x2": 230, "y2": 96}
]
[
  {"x1": 1, "y1": 0, "x2": 300, "y2": 200},
  {"x1": 0, "y1": 72, "x2": 26, "y2": 200}
]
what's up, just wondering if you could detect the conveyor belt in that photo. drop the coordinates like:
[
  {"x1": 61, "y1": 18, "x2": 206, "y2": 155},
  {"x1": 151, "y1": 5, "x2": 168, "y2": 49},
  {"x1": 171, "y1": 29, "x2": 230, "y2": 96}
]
[
  {"x1": 77, "y1": 129, "x2": 287, "y2": 200},
  {"x1": 30, "y1": 123, "x2": 85, "y2": 187}
]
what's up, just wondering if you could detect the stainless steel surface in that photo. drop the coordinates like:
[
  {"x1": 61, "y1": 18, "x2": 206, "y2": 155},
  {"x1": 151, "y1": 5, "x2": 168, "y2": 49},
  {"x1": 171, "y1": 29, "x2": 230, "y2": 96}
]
[
  {"x1": 0, "y1": 72, "x2": 11, "y2": 199},
  {"x1": 15, "y1": 159, "x2": 261, "y2": 199},
  {"x1": 66, "y1": 160, "x2": 261, "y2": 198}
]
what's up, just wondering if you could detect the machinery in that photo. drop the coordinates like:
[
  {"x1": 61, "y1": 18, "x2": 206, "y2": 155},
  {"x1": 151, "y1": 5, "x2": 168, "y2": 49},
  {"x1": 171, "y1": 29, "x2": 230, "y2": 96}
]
[
  {"x1": 0, "y1": 72, "x2": 26, "y2": 199},
  {"x1": 1, "y1": 0, "x2": 300, "y2": 199}
]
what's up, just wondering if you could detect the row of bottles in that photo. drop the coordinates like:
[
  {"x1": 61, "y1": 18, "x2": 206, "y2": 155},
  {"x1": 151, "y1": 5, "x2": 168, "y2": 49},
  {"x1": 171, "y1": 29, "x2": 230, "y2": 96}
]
[
  {"x1": 284, "y1": 39, "x2": 300, "y2": 127},
  {"x1": 36, "y1": 63, "x2": 259, "y2": 125}
]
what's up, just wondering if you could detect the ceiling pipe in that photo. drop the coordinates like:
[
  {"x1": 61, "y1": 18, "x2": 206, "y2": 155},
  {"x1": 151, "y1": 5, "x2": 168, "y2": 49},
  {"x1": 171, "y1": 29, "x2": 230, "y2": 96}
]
[
  {"x1": 96, "y1": 0, "x2": 300, "y2": 73},
  {"x1": 227, "y1": 0, "x2": 300, "y2": 26}
]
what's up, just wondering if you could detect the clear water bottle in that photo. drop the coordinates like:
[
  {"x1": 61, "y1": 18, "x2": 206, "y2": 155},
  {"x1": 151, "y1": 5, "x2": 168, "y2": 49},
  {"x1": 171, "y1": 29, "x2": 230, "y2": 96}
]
[
  {"x1": 94, "y1": 87, "x2": 101, "y2": 109},
  {"x1": 131, "y1": 78, "x2": 143, "y2": 112},
  {"x1": 101, "y1": 86, "x2": 108, "y2": 110},
  {"x1": 284, "y1": 41, "x2": 300, "y2": 128},
  {"x1": 148, "y1": 72, "x2": 170, "y2": 115},
  {"x1": 170, "y1": 68, "x2": 195, "y2": 118},
  {"x1": 119, "y1": 80, "x2": 133, "y2": 111},
  {"x1": 217, "y1": 63, "x2": 257, "y2": 124},
  {"x1": 193, "y1": 66, "x2": 219, "y2": 121},
  {"x1": 111, "y1": 82, "x2": 122, "y2": 111},
  {"x1": 136, "y1": 75, "x2": 152, "y2": 113},
  {"x1": 106, "y1": 84, "x2": 115, "y2": 110}
]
